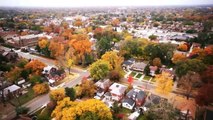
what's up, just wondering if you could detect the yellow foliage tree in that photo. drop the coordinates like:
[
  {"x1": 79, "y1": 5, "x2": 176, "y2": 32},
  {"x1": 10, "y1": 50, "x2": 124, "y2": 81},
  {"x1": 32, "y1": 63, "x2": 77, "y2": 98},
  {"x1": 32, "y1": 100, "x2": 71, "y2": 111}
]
[
  {"x1": 50, "y1": 88, "x2": 65, "y2": 101},
  {"x1": 78, "y1": 79, "x2": 96, "y2": 97},
  {"x1": 125, "y1": 35, "x2": 133, "y2": 41},
  {"x1": 25, "y1": 60, "x2": 46, "y2": 75},
  {"x1": 33, "y1": 83, "x2": 49, "y2": 95},
  {"x1": 51, "y1": 98, "x2": 112, "y2": 120},
  {"x1": 155, "y1": 72, "x2": 174, "y2": 95},
  {"x1": 38, "y1": 38, "x2": 48, "y2": 49},
  {"x1": 101, "y1": 51, "x2": 124, "y2": 70}
]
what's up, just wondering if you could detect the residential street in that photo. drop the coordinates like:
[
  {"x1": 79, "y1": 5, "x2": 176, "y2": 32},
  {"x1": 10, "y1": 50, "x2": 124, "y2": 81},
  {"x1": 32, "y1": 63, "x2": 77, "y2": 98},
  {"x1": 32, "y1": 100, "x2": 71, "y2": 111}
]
[{"x1": 1, "y1": 46, "x2": 89, "y2": 120}]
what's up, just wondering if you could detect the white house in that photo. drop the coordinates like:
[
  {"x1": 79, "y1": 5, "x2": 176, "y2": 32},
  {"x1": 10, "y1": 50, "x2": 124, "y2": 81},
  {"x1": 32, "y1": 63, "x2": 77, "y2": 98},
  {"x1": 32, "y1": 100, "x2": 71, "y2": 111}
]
[{"x1": 109, "y1": 83, "x2": 127, "y2": 101}]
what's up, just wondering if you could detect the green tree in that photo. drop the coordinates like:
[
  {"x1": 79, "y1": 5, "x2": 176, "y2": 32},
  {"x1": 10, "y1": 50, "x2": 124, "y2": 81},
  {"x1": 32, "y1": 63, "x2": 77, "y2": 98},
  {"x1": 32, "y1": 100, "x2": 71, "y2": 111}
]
[
  {"x1": 144, "y1": 65, "x2": 150, "y2": 76},
  {"x1": 65, "y1": 87, "x2": 76, "y2": 101},
  {"x1": 96, "y1": 36, "x2": 113, "y2": 57},
  {"x1": 149, "y1": 34, "x2": 158, "y2": 40},
  {"x1": 175, "y1": 59, "x2": 206, "y2": 78},
  {"x1": 89, "y1": 60, "x2": 110, "y2": 80}
]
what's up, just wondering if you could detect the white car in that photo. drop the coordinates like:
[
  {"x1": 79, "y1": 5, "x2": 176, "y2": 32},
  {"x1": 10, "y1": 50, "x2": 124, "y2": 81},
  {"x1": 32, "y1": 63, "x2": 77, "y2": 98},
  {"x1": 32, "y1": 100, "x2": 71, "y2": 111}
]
[{"x1": 94, "y1": 96, "x2": 101, "y2": 100}]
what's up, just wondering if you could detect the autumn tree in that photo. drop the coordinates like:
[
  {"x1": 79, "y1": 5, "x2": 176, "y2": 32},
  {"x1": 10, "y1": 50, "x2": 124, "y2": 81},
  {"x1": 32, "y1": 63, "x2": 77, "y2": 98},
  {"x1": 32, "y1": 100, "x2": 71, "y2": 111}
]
[
  {"x1": 127, "y1": 75, "x2": 134, "y2": 85},
  {"x1": 5, "y1": 67, "x2": 21, "y2": 82},
  {"x1": 69, "y1": 35, "x2": 92, "y2": 65},
  {"x1": 155, "y1": 72, "x2": 174, "y2": 95},
  {"x1": 74, "y1": 18, "x2": 83, "y2": 27},
  {"x1": 124, "y1": 35, "x2": 133, "y2": 41},
  {"x1": 50, "y1": 88, "x2": 66, "y2": 101},
  {"x1": 77, "y1": 79, "x2": 96, "y2": 98},
  {"x1": 33, "y1": 83, "x2": 49, "y2": 95},
  {"x1": 172, "y1": 53, "x2": 187, "y2": 64},
  {"x1": 178, "y1": 44, "x2": 188, "y2": 52},
  {"x1": 25, "y1": 60, "x2": 46, "y2": 75},
  {"x1": 89, "y1": 60, "x2": 110, "y2": 80},
  {"x1": 101, "y1": 51, "x2": 124, "y2": 70},
  {"x1": 152, "y1": 57, "x2": 162, "y2": 67},
  {"x1": 178, "y1": 71, "x2": 201, "y2": 99},
  {"x1": 108, "y1": 70, "x2": 121, "y2": 82},
  {"x1": 51, "y1": 98, "x2": 112, "y2": 120},
  {"x1": 145, "y1": 99, "x2": 180, "y2": 120},
  {"x1": 200, "y1": 65, "x2": 213, "y2": 84},
  {"x1": 111, "y1": 18, "x2": 120, "y2": 27},
  {"x1": 38, "y1": 38, "x2": 48, "y2": 49},
  {"x1": 195, "y1": 84, "x2": 213, "y2": 106},
  {"x1": 48, "y1": 40, "x2": 64, "y2": 58}
]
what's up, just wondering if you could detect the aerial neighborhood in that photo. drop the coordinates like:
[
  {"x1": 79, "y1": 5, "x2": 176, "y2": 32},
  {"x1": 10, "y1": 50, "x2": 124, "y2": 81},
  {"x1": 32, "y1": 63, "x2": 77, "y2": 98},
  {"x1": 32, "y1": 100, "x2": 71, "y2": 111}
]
[{"x1": 0, "y1": 3, "x2": 213, "y2": 120}]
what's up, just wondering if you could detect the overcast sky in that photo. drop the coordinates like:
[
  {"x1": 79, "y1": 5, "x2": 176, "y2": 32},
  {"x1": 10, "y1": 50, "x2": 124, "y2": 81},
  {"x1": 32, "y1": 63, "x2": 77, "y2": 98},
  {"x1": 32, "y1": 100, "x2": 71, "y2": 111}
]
[{"x1": 0, "y1": 0, "x2": 212, "y2": 7}]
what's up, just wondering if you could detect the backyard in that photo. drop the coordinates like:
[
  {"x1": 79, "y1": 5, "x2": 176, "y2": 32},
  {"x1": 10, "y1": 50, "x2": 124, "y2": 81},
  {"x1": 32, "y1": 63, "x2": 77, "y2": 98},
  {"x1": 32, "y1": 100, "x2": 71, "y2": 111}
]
[{"x1": 10, "y1": 88, "x2": 35, "y2": 106}]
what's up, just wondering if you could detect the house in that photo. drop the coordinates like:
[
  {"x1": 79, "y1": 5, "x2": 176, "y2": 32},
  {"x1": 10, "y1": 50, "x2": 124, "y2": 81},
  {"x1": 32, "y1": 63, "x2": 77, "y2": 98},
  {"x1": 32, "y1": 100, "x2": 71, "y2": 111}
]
[
  {"x1": 1, "y1": 50, "x2": 19, "y2": 62},
  {"x1": 130, "y1": 62, "x2": 147, "y2": 72},
  {"x1": 95, "y1": 79, "x2": 111, "y2": 97},
  {"x1": 122, "y1": 58, "x2": 135, "y2": 71},
  {"x1": 143, "y1": 94, "x2": 161, "y2": 109},
  {"x1": 149, "y1": 66, "x2": 158, "y2": 76},
  {"x1": 42, "y1": 66, "x2": 66, "y2": 83},
  {"x1": 126, "y1": 89, "x2": 146, "y2": 106},
  {"x1": 3, "y1": 84, "x2": 21, "y2": 98},
  {"x1": 122, "y1": 98, "x2": 135, "y2": 110},
  {"x1": 109, "y1": 83, "x2": 127, "y2": 101}
]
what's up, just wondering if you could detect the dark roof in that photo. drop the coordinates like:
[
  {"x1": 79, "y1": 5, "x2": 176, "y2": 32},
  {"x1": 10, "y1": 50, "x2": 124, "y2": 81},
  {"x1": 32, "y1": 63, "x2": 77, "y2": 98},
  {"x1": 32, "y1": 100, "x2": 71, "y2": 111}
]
[
  {"x1": 122, "y1": 98, "x2": 135, "y2": 106},
  {"x1": 104, "y1": 92, "x2": 111, "y2": 96},
  {"x1": 126, "y1": 89, "x2": 146, "y2": 101},
  {"x1": 149, "y1": 94, "x2": 161, "y2": 104},
  {"x1": 50, "y1": 69, "x2": 65, "y2": 77},
  {"x1": 206, "y1": 109, "x2": 213, "y2": 120},
  {"x1": 123, "y1": 60, "x2": 133, "y2": 66}
]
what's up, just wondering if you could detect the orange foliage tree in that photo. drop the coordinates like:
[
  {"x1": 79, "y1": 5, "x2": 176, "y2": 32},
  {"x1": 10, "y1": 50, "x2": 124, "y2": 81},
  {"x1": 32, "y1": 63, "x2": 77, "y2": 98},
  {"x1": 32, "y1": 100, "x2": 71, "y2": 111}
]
[
  {"x1": 25, "y1": 60, "x2": 46, "y2": 75},
  {"x1": 172, "y1": 53, "x2": 187, "y2": 64},
  {"x1": 68, "y1": 34, "x2": 92, "y2": 65},
  {"x1": 48, "y1": 40, "x2": 65, "y2": 58},
  {"x1": 112, "y1": 18, "x2": 120, "y2": 27},
  {"x1": 178, "y1": 44, "x2": 188, "y2": 52}
]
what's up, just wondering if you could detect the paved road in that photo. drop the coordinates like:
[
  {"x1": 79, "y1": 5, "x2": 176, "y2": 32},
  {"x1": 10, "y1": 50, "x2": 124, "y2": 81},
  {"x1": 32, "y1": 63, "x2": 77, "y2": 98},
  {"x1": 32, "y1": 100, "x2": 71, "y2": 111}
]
[{"x1": 1, "y1": 46, "x2": 89, "y2": 120}]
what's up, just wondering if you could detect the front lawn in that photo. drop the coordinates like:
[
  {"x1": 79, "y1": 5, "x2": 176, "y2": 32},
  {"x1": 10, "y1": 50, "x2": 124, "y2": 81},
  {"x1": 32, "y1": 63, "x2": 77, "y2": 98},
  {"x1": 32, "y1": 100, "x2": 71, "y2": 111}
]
[
  {"x1": 130, "y1": 71, "x2": 137, "y2": 77},
  {"x1": 119, "y1": 107, "x2": 132, "y2": 114},
  {"x1": 150, "y1": 78, "x2": 156, "y2": 82},
  {"x1": 143, "y1": 76, "x2": 152, "y2": 81},
  {"x1": 10, "y1": 88, "x2": 35, "y2": 106},
  {"x1": 136, "y1": 73, "x2": 143, "y2": 78}
]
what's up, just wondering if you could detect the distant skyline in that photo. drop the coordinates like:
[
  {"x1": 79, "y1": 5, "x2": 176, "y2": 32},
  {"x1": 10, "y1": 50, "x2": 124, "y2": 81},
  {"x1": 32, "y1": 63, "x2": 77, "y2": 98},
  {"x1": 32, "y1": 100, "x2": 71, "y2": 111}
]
[{"x1": 0, "y1": 0, "x2": 212, "y2": 7}]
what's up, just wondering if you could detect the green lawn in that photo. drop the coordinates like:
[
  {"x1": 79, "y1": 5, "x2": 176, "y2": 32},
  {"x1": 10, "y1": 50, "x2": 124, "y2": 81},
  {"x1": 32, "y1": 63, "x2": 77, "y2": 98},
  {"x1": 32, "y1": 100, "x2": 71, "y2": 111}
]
[
  {"x1": 143, "y1": 76, "x2": 152, "y2": 81},
  {"x1": 150, "y1": 78, "x2": 156, "y2": 82},
  {"x1": 119, "y1": 107, "x2": 132, "y2": 114},
  {"x1": 130, "y1": 71, "x2": 137, "y2": 77},
  {"x1": 136, "y1": 73, "x2": 143, "y2": 78},
  {"x1": 10, "y1": 88, "x2": 35, "y2": 106}
]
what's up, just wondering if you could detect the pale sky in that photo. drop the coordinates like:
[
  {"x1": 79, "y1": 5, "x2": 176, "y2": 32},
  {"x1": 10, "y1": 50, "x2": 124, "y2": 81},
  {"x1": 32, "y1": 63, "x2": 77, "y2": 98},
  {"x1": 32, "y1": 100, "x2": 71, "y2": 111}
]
[{"x1": 0, "y1": 0, "x2": 212, "y2": 7}]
